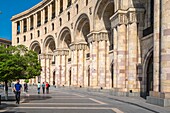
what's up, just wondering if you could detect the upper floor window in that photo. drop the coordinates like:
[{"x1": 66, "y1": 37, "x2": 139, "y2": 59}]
[
  {"x1": 76, "y1": 4, "x2": 79, "y2": 14},
  {"x1": 17, "y1": 22, "x2": 20, "y2": 34},
  {"x1": 67, "y1": 0, "x2": 72, "y2": 7},
  {"x1": 59, "y1": 18, "x2": 62, "y2": 26},
  {"x1": 52, "y1": 23, "x2": 54, "y2": 31},
  {"x1": 86, "y1": 0, "x2": 88, "y2": 6},
  {"x1": 24, "y1": 35, "x2": 26, "y2": 42},
  {"x1": 45, "y1": 27, "x2": 47, "y2": 34},
  {"x1": 17, "y1": 37, "x2": 19, "y2": 43},
  {"x1": 30, "y1": 33, "x2": 33, "y2": 40},
  {"x1": 37, "y1": 30, "x2": 40, "y2": 37},
  {"x1": 60, "y1": 0, "x2": 63, "y2": 14},
  {"x1": 68, "y1": 12, "x2": 70, "y2": 21}
]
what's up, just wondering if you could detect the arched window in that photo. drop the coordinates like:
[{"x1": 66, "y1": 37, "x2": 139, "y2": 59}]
[
  {"x1": 24, "y1": 35, "x2": 26, "y2": 42},
  {"x1": 45, "y1": 27, "x2": 47, "y2": 34},
  {"x1": 37, "y1": 30, "x2": 40, "y2": 37},
  {"x1": 76, "y1": 4, "x2": 79, "y2": 14},
  {"x1": 59, "y1": 18, "x2": 62, "y2": 26},
  {"x1": 30, "y1": 33, "x2": 33, "y2": 40},
  {"x1": 52, "y1": 23, "x2": 54, "y2": 30},
  {"x1": 17, "y1": 37, "x2": 19, "y2": 43},
  {"x1": 68, "y1": 12, "x2": 70, "y2": 21}
]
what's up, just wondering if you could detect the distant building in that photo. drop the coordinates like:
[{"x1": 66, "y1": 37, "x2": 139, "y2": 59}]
[{"x1": 0, "y1": 38, "x2": 11, "y2": 47}]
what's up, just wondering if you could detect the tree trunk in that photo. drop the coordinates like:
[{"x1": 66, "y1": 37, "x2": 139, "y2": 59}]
[{"x1": 4, "y1": 80, "x2": 8, "y2": 100}]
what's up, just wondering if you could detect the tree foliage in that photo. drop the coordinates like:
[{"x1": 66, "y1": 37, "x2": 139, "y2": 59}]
[{"x1": 0, "y1": 45, "x2": 41, "y2": 81}]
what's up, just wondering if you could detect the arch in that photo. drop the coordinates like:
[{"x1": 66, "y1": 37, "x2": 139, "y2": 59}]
[
  {"x1": 43, "y1": 35, "x2": 56, "y2": 53},
  {"x1": 74, "y1": 13, "x2": 90, "y2": 44},
  {"x1": 29, "y1": 40, "x2": 41, "y2": 54},
  {"x1": 58, "y1": 27, "x2": 72, "y2": 49},
  {"x1": 93, "y1": 0, "x2": 115, "y2": 31},
  {"x1": 143, "y1": 47, "x2": 153, "y2": 97}
]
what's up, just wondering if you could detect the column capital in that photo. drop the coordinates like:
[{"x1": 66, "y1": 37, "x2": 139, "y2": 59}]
[
  {"x1": 54, "y1": 48, "x2": 69, "y2": 56},
  {"x1": 69, "y1": 42, "x2": 87, "y2": 51},
  {"x1": 127, "y1": 8, "x2": 145, "y2": 24},
  {"x1": 110, "y1": 10, "x2": 128, "y2": 28},
  {"x1": 87, "y1": 31, "x2": 109, "y2": 43}
]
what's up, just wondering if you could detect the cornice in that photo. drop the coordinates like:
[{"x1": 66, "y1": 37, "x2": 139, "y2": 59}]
[{"x1": 11, "y1": 0, "x2": 52, "y2": 21}]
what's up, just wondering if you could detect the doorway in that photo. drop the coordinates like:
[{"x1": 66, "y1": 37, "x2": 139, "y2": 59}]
[{"x1": 146, "y1": 53, "x2": 153, "y2": 96}]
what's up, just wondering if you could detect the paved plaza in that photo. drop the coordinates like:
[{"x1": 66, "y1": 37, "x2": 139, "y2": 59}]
[{"x1": 0, "y1": 86, "x2": 170, "y2": 113}]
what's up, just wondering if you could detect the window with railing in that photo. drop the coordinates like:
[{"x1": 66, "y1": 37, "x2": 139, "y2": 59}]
[
  {"x1": 24, "y1": 26, "x2": 27, "y2": 32},
  {"x1": 17, "y1": 22, "x2": 20, "y2": 34}
]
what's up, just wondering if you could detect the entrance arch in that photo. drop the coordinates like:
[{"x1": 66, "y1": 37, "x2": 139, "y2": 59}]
[{"x1": 146, "y1": 52, "x2": 153, "y2": 96}]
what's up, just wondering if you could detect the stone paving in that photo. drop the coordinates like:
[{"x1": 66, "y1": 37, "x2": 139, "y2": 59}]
[{"x1": 0, "y1": 86, "x2": 170, "y2": 113}]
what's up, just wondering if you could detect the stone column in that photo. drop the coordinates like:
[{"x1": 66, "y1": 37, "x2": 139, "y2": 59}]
[
  {"x1": 70, "y1": 44, "x2": 78, "y2": 86},
  {"x1": 46, "y1": 54, "x2": 53, "y2": 84},
  {"x1": 160, "y1": 0, "x2": 170, "y2": 93},
  {"x1": 77, "y1": 43, "x2": 87, "y2": 87},
  {"x1": 54, "y1": 50, "x2": 61, "y2": 86},
  {"x1": 113, "y1": 27, "x2": 118, "y2": 88},
  {"x1": 48, "y1": 4, "x2": 52, "y2": 21},
  {"x1": 55, "y1": 0, "x2": 58, "y2": 16},
  {"x1": 61, "y1": 49, "x2": 69, "y2": 86},
  {"x1": 98, "y1": 32, "x2": 109, "y2": 88},
  {"x1": 117, "y1": 24, "x2": 127, "y2": 89},
  {"x1": 41, "y1": 10, "x2": 45, "y2": 25},
  {"x1": 88, "y1": 33, "x2": 98, "y2": 88},
  {"x1": 40, "y1": 54, "x2": 46, "y2": 83},
  {"x1": 20, "y1": 20, "x2": 23, "y2": 33},
  {"x1": 127, "y1": 12, "x2": 138, "y2": 91},
  {"x1": 34, "y1": 14, "x2": 37, "y2": 28},
  {"x1": 26, "y1": 18, "x2": 29, "y2": 31}
]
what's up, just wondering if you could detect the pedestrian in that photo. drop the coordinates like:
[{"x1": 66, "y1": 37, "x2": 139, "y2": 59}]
[
  {"x1": 24, "y1": 82, "x2": 28, "y2": 92},
  {"x1": 46, "y1": 82, "x2": 50, "y2": 94},
  {"x1": 13, "y1": 79, "x2": 22, "y2": 104},
  {"x1": 42, "y1": 82, "x2": 45, "y2": 94},
  {"x1": 37, "y1": 82, "x2": 41, "y2": 94}
]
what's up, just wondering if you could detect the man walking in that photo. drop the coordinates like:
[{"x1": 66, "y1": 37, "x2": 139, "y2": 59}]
[
  {"x1": 42, "y1": 82, "x2": 45, "y2": 94},
  {"x1": 37, "y1": 82, "x2": 41, "y2": 94},
  {"x1": 14, "y1": 79, "x2": 22, "y2": 104}
]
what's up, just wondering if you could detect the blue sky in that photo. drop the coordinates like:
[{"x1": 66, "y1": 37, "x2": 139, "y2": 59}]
[{"x1": 0, "y1": 0, "x2": 42, "y2": 40}]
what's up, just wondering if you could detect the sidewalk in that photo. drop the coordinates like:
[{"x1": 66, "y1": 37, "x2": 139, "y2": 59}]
[{"x1": 60, "y1": 87, "x2": 170, "y2": 113}]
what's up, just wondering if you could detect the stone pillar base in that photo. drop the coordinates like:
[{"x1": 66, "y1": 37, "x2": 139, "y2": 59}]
[{"x1": 146, "y1": 91, "x2": 170, "y2": 107}]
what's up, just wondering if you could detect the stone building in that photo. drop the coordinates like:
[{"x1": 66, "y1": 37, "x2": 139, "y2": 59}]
[
  {"x1": 11, "y1": 0, "x2": 170, "y2": 106},
  {"x1": 0, "y1": 38, "x2": 11, "y2": 47}
]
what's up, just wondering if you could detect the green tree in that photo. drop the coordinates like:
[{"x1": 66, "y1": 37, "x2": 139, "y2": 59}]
[{"x1": 0, "y1": 45, "x2": 41, "y2": 99}]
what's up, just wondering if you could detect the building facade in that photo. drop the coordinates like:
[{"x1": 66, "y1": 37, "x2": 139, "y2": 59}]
[
  {"x1": 11, "y1": 0, "x2": 170, "y2": 106},
  {"x1": 0, "y1": 38, "x2": 11, "y2": 47}
]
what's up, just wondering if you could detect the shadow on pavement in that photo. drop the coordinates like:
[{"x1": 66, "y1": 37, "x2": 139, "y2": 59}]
[{"x1": 22, "y1": 95, "x2": 52, "y2": 103}]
